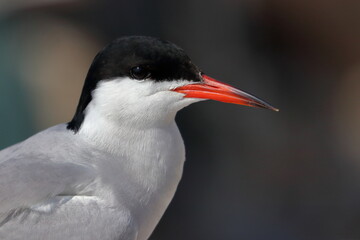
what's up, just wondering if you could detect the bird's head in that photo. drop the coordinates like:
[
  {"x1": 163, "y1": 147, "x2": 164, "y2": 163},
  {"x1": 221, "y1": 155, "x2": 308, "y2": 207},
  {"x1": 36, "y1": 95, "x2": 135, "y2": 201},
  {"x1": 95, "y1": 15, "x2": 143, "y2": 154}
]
[{"x1": 67, "y1": 36, "x2": 278, "y2": 132}]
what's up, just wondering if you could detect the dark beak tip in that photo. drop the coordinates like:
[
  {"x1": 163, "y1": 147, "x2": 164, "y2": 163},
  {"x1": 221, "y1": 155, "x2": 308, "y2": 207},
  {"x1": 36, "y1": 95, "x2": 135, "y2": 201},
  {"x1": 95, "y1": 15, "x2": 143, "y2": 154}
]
[{"x1": 270, "y1": 106, "x2": 280, "y2": 112}]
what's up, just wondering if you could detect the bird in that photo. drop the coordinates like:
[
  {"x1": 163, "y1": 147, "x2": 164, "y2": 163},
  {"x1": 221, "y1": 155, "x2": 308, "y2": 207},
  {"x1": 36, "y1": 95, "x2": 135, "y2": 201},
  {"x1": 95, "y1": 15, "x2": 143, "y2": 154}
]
[{"x1": 0, "y1": 36, "x2": 278, "y2": 240}]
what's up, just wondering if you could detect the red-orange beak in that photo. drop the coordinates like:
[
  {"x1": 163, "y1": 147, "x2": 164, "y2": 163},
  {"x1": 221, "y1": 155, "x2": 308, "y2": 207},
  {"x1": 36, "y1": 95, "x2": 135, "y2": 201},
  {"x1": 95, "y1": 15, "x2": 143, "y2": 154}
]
[{"x1": 172, "y1": 74, "x2": 279, "y2": 111}]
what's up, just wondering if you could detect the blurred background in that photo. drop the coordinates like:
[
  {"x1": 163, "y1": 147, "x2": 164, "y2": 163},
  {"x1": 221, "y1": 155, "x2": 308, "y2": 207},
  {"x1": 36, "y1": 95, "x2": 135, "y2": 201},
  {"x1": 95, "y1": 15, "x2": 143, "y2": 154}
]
[{"x1": 1, "y1": 0, "x2": 360, "y2": 239}]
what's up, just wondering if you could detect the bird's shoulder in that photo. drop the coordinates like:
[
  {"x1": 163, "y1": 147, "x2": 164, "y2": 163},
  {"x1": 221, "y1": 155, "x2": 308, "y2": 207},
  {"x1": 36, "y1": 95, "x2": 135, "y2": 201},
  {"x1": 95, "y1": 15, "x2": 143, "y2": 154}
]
[{"x1": 0, "y1": 124, "x2": 97, "y2": 216}]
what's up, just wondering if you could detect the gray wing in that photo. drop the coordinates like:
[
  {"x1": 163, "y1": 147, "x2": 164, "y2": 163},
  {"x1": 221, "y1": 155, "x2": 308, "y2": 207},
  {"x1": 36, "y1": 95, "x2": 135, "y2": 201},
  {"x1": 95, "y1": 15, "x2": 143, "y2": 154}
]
[
  {"x1": 0, "y1": 125, "x2": 139, "y2": 240},
  {"x1": 0, "y1": 195, "x2": 137, "y2": 240},
  {"x1": 0, "y1": 125, "x2": 96, "y2": 216},
  {"x1": 0, "y1": 155, "x2": 96, "y2": 215},
  {"x1": 0, "y1": 126, "x2": 140, "y2": 240}
]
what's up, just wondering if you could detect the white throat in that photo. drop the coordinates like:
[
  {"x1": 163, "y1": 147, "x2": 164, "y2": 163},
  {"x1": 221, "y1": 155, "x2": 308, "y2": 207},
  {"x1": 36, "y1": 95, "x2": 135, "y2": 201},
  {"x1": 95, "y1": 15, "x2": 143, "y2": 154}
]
[
  {"x1": 74, "y1": 77, "x2": 201, "y2": 239},
  {"x1": 77, "y1": 77, "x2": 200, "y2": 152}
]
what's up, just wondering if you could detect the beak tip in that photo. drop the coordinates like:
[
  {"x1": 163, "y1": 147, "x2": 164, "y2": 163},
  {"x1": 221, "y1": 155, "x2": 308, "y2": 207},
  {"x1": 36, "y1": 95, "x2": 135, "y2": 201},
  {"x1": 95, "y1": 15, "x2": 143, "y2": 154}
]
[
  {"x1": 258, "y1": 103, "x2": 279, "y2": 112},
  {"x1": 272, "y1": 107, "x2": 280, "y2": 112}
]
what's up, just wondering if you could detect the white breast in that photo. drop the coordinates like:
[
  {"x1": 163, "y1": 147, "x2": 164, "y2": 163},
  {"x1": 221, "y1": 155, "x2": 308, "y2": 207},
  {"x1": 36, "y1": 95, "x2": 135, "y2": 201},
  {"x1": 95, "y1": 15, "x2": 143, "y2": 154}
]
[
  {"x1": 79, "y1": 119, "x2": 186, "y2": 240},
  {"x1": 73, "y1": 77, "x2": 200, "y2": 239}
]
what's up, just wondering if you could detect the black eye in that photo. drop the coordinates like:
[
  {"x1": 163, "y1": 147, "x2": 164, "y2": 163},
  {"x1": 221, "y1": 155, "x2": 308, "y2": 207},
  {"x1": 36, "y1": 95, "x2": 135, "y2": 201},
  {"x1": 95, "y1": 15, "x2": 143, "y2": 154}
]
[{"x1": 130, "y1": 66, "x2": 151, "y2": 80}]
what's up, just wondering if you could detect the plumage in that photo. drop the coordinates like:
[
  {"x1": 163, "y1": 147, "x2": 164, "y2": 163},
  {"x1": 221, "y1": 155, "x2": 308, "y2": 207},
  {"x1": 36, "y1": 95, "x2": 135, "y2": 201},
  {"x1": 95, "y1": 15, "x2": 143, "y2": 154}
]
[
  {"x1": 0, "y1": 120, "x2": 187, "y2": 240},
  {"x1": 0, "y1": 36, "x2": 277, "y2": 240}
]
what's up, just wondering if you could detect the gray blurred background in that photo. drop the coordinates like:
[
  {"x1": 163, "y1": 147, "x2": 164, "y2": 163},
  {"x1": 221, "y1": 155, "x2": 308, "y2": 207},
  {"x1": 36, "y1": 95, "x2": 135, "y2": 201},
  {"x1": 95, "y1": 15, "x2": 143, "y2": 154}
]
[{"x1": 1, "y1": 0, "x2": 360, "y2": 239}]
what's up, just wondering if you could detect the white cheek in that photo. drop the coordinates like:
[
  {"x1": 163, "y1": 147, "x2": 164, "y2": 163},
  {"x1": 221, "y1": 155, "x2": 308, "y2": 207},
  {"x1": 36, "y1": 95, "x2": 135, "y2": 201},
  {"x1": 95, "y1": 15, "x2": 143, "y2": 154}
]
[{"x1": 87, "y1": 77, "x2": 202, "y2": 124}]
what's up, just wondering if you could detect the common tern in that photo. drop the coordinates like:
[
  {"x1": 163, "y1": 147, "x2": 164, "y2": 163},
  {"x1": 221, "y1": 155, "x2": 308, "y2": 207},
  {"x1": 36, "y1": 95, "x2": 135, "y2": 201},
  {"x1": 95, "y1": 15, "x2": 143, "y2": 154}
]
[{"x1": 0, "y1": 36, "x2": 277, "y2": 240}]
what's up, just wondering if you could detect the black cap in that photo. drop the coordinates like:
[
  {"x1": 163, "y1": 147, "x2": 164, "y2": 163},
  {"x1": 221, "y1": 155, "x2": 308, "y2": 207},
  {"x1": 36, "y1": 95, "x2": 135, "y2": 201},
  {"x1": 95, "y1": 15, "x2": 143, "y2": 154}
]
[{"x1": 67, "y1": 36, "x2": 202, "y2": 132}]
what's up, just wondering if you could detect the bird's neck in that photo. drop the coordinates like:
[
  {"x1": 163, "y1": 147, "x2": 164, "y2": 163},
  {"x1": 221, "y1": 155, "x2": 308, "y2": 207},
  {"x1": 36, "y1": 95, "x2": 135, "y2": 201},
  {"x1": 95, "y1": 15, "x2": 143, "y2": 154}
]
[
  {"x1": 77, "y1": 105, "x2": 179, "y2": 155},
  {"x1": 76, "y1": 106, "x2": 186, "y2": 240},
  {"x1": 77, "y1": 102, "x2": 186, "y2": 193}
]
